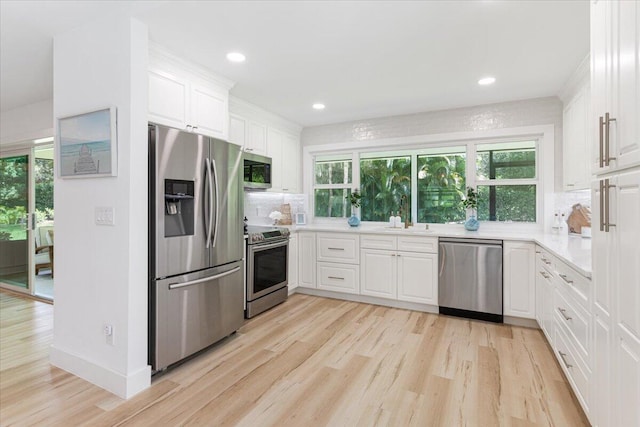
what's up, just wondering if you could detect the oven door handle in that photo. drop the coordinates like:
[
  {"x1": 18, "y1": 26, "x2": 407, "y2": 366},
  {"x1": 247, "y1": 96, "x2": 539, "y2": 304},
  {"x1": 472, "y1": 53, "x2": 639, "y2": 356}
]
[
  {"x1": 250, "y1": 241, "x2": 289, "y2": 252},
  {"x1": 168, "y1": 267, "x2": 241, "y2": 290}
]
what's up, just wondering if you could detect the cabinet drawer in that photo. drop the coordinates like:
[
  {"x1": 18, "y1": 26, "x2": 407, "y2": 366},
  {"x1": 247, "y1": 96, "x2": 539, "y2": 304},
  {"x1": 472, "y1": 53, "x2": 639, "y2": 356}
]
[
  {"x1": 555, "y1": 260, "x2": 590, "y2": 309},
  {"x1": 554, "y1": 287, "x2": 591, "y2": 363},
  {"x1": 360, "y1": 234, "x2": 396, "y2": 250},
  {"x1": 397, "y1": 236, "x2": 438, "y2": 253},
  {"x1": 554, "y1": 321, "x2": 591, "y2": 414},
  {"x1": 317, "y1": 262, "x2": 359, "y2": 294},
  {"x1": 317, "y1": 233, "x2": 359, "y2": 264},
  {"x1": 535, "y1": 247, "x2": 555, "y2": 274}
]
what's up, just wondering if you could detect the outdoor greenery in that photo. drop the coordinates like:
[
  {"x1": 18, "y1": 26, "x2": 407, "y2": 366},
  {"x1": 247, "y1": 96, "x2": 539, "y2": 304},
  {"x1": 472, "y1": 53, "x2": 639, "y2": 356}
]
[
  {"x1": 416, "y1": 153, "x2": 466, "y2": 223},
  {"x1": 0, "y1": 156, "x2": 54, "y2": 240},
  {"x1": 462, "y1": 186, "x2": 478, "y2": 210},
  {"x1": 313, "y1": 142, "x2": 538, "y2": 223},
  {"x1": 360, "y1": 156, "x2": 411, "y2": 222},
  {"x1": 346, "y1": 189, "x2": 361, "y2": 208}
]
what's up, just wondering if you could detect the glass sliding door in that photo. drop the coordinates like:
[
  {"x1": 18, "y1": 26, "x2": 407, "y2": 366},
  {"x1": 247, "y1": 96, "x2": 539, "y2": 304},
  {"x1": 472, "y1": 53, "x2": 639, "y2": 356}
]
[{"x1": 0, "y1": 150, "x2": 33, "y2": 292}]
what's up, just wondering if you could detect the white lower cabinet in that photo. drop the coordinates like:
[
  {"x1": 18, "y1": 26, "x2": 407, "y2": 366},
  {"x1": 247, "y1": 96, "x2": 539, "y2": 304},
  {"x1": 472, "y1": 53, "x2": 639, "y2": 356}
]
[
  {"x1": 317, "y1": 262, "x2": 359, "y2": 294},
  {"x1": 360, "y1": 249, "x2": 396, "y2": 299},
  {"x1": 288, "y1": 234, "x2": 298, "y2": 291},
  {"x1": 360, "y1": 235, "x2": 438, "y2": 304},
  {"x1": 397, "y1": 251, "x2": 438, "y2": 305},
  {"x1": 503, "y1": 241, "x2": 536, "y2": 319},
  {"x1": 298, "y1": 232, "x2": 316, "y2": 288},
  {"x1": 593, "y1": 310, "x2": 612, "y2": 427},
  {"x1": 613, "y1": 328, "x2": 640, "y2": 427}
]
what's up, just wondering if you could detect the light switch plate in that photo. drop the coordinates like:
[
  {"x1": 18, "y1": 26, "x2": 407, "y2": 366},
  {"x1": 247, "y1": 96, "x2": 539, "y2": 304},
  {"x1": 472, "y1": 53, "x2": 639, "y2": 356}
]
[{"x1": 95, "y1": 206, "x2": 115, "y2": 226}]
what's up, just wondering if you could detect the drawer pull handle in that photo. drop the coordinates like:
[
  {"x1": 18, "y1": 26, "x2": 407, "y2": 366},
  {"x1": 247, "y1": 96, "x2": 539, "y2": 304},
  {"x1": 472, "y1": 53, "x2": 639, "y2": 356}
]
[
  {"x1": 539, "y1": 271, "x2": 550, "y2": 279},
  {"x1": 559, "y1": 274, "x2": 573, "y2": 285},
  {"x1": 327, "y1": 247, "x2": 345, "y2": 251},
  {"x1": 535, "y1": 250, "x2": 541, "y2": 254},
  {"x1": 541, "y1": 258, "x2": 551, "y2": 265},
  {"x1": 558, "y1": 308, "x2": 572, "y2": 321},
  {"x1": 558, "y1": 351, "x2": 573, "y2": 369},
  {"x1": 328, "y1": 276, "x2": 344, "y2": 280}
]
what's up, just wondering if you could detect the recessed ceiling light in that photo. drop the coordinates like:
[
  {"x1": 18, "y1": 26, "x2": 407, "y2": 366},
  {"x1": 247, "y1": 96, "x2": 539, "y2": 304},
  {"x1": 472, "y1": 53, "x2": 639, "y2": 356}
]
[
  {"x1": 478, "y1": 76, "x2": 496, "y2": 86},
  {"x1": 34, "y1": 137, "x2": 54, "y2": 144},
  {"x1": 226, "y1": 52, "x2": 246, "y2": 63},
  {"x1": 312, "y1": 103, "x2": 325, "y2": 110}
]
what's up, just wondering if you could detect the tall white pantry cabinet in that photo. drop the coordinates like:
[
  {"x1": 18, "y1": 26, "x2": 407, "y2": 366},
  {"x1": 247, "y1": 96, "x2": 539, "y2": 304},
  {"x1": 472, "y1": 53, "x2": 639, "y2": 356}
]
[{"x1": 590, "y1": 1, "x2": 640, "y2": 426}]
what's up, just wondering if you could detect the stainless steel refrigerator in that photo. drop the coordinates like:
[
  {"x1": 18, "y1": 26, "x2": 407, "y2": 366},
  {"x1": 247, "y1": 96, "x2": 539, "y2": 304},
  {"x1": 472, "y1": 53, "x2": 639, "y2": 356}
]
[{"x1": 148, "y1": 124, "x2": 244, "y2": 371}]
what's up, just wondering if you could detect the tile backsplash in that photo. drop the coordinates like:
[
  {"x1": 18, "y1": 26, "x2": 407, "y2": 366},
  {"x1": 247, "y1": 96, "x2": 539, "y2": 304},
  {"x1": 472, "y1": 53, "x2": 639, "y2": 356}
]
[
  {"x1": 244, "y1": 192, "x2": 308, "y2": 225},
  {"x1": 554, "y1": 190, "x2": 591, "y2": 217}
]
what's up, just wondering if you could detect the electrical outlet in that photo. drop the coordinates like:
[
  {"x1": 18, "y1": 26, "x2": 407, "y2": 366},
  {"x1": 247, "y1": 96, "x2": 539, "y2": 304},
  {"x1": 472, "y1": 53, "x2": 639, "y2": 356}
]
[
  {"x1": 104, "y1": 323, "x2": 114, "y2": 346},
  {"x1": 95, "y1": 207, "x2": 115, "y2": 226}
]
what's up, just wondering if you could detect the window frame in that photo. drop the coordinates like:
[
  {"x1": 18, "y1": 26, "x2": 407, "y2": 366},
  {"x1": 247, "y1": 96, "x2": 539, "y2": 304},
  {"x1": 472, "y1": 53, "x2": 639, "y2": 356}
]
[
  {"x1": 304, "y1": 125, "x2": 553, "y2": 231},
  {"x1": 312, "y1": 153, "x2": 356, "y2": 219}
]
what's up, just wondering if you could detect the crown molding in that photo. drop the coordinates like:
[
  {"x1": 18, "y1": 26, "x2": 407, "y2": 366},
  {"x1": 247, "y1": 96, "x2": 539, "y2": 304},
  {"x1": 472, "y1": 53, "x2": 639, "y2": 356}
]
[
  {"x1": 229, "y1": 96, "x2": 303, "y2": 135},
  {"x1": 558, "y1": 54, "x2": 590, "y2": 104}
]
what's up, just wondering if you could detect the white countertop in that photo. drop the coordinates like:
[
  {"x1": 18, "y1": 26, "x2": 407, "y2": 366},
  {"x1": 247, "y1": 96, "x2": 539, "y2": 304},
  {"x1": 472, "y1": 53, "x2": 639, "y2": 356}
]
[{"x1": 288, "y1": 223, "x2": 592, "y2": 278}]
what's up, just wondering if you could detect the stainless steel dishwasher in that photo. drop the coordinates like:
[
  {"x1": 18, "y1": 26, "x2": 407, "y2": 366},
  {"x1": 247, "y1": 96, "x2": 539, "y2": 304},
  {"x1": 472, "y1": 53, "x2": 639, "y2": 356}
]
[{"x1": 438, "y1": 238, "x2": 503, "y2": 323}]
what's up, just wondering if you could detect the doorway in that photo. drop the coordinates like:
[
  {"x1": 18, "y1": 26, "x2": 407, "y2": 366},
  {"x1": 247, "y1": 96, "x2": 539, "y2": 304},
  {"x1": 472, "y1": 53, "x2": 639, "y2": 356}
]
[{"x1": 0, "y1": 144, "x2": 55, "y2": 300}]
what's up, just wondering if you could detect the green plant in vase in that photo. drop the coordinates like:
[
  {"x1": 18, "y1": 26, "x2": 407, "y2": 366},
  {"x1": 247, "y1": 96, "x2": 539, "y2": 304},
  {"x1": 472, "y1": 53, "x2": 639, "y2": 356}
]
[
  {"x1": 462, "y1": 187, "x2": 479, "y2": 231},
  {"x1": 346, "y1": 189, "x2": 361, "y2": 227}
]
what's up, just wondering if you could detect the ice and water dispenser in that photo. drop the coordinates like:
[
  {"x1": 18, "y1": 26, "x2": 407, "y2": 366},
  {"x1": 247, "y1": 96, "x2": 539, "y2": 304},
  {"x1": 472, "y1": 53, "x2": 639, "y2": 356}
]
[{"x1": 164, "y1": 179, "x2": 194, "y2": 237}]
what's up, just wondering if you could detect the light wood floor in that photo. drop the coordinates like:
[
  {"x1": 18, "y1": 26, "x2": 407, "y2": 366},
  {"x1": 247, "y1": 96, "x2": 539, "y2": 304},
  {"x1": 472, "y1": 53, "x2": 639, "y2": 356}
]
[{"x1": 0, "y1": 290, "x2": 589, "y2": 426}]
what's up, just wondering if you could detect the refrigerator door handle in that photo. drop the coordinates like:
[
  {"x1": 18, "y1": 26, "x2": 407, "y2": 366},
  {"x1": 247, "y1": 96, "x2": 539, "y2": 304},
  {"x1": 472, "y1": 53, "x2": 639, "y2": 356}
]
[
  {"x1": 204, "y1": 158, "x2": 214, "y2": 248},
  {"x1": 168, "y1": 266, "x2": 241, "y2": 290},
  {"x1": 211, "y1": 158, "x2": 220, "y2": 248}
]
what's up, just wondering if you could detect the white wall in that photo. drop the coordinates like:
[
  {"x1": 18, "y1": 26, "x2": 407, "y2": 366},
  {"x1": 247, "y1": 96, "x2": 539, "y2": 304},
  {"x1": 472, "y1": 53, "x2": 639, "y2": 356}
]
[
  {"x1": 302, "y1": 96, "x2": 564, "y2": 191},
  {"x1": 50, "y1": 16, "x2": 150, "y2": 399},
  {"x1": 0, "y1": 99, "x2": 53, "y2": 146}
]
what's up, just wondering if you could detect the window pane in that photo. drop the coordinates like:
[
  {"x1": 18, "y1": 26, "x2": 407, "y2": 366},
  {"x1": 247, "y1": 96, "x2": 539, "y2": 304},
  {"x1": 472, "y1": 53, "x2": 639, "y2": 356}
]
[
  {"x1": 477, "y1": 185, "x2": 536, "y2": 222},
  {"x1": 476, "y1": 141, "x2": 536, "y2": 180},
  {"x1": 360, "y1": 156, "x2": 411, "y2": 222},
  {"x1": 314, "y1": 160, "x2": 352, "y2": 185},
  {"x1": 416, "y1": 152, "x2": 466, "y2": 223},
  {"x1": 314, "y1": 189, "x2": 351, "y2": 218}
]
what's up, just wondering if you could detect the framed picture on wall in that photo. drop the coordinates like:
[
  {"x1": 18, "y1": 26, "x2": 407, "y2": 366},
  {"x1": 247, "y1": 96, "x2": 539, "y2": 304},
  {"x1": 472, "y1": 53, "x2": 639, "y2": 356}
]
[{"x1": 57, "y1": 107, "x2": 117, "y2": 178}]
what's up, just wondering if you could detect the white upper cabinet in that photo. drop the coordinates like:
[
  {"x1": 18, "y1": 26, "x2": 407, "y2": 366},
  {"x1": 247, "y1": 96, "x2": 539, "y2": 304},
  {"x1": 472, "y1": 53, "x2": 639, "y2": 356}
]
[
  {"x1": 148, "y1": 45, "x2": 233, "y2": 140},
  {"x1": 229, "y1": 114, "x2": 246, "y2": 147},
  {"x1": 591, "y1": 0, "x2": 640, "y2": 173},
  {"x1": 189, "y1": 83, "x2": 228, "y2": 139},
  {"x1": 563, "y1": 83, "x2": 591, "y2": 190},
  {"x1": 246, "y1": 121, "x2": 268, "y2": 155},
  {"x1": 229, "y1": 97, "x2": 302, "y2": 193},
  {"x1": 148, "y1": 69, "x2": 188, "y2": 130}
]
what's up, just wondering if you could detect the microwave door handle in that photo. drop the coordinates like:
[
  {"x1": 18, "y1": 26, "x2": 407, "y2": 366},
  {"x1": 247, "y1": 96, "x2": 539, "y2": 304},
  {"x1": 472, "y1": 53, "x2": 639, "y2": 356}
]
[
  {"x1": 211, "y1": 158, "x2": 220, "y2": 248},
  {"x1": 204, "y1": 158, "x2": 213, "y2": 248}
]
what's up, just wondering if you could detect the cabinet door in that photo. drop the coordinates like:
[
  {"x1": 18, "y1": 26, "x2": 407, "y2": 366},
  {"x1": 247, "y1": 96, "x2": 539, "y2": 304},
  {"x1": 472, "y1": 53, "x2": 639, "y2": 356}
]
[
  {"x1": 563, "y1": 86, "x2": 591, "y2": 191},
  {"x1": 503, "y1": 241, "x2": 536, "y2": 319},
  {"x1": 190, "y1": 84, "x2": 228, "y2": 139},
  {"x1": 397, "y1": 251, "x2": 437, "y2": 305},
  {"x1": 148, "y1": 69, "x2": 188, "y2": 129},
  {"x1": 281, "y1": 133, "x2": 300, "y2": 193},
  {"x1": 592, "y1": 178, "x2": 614, "y2": 317},
  {"x1": 298, "y1": 232, "x2": 316, "y2": 288},
  {"x1": 229, "y1": 115, "x2": 246, "y2": 147},
  {"x1": 360, "y1": 249, "x2": 396, "y2": 299},
  {"x1": 611, "y1": 0, "x2": 640, "y2": 170},
  {"x1": 245, "y1": 121, "x2": 267, "y2": 155},
  {"x1": 267, "y1": 128, "x2": 283, "y2": 192},
  {"x1": 288, "y1": 234, "x2": 298, "y2": 290},
  {"x1": 613, "y1": 328, "x2": 640, "y2": 427},
  {"x1": 593, "y1": 311, "x2": 612, "y2": 427},
  {"x1": 613, "y1": 170, "x2": 640, "y2": 341},
  {"x1": 591, "y1": 0, "x2": 611, "y2": 172}
]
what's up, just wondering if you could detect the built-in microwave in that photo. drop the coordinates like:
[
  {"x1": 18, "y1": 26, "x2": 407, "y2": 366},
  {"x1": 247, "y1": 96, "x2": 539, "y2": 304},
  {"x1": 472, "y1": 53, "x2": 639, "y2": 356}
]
[{"x1": 243, "y1": 152, "x2": 272, "y2": 189}]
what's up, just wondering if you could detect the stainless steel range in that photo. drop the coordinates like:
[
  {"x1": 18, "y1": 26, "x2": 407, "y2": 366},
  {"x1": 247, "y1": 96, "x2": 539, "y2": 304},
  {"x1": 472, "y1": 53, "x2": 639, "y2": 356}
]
[{"x1": 245, "y1": 226, "x2": 290, "y2": 318}]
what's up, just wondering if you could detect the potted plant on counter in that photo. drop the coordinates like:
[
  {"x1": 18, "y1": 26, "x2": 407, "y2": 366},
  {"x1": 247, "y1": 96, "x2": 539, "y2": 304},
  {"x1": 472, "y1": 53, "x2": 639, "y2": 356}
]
[
  {"x1": 462, "y1": 186, "x2": 479, "y2": 231},
  {"x1": 346, "y1": 189, "x2": 362, "y2": 227}
]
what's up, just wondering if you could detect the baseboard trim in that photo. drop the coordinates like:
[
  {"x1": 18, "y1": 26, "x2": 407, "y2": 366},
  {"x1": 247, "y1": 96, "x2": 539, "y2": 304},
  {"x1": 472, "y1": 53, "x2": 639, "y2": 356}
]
[
  {"x1": 295, "y1": 287, "x2": 439, "y2": 314},
  {"x1": 50, "y1": 345, "x2": 151, "y2": 399}
]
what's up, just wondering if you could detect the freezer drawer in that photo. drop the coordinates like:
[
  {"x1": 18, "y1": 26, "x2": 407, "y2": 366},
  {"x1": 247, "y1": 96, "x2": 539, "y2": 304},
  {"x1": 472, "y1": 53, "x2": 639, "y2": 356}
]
[{"x1": 151, "y1": 261, "x2": 243, "y2": 371}]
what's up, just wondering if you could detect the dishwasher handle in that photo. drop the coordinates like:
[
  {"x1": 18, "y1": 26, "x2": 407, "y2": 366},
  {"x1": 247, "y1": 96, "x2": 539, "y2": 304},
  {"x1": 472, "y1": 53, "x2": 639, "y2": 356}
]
[{"x1": 439, "y1": 238, "x2": 503, "y2": 246}]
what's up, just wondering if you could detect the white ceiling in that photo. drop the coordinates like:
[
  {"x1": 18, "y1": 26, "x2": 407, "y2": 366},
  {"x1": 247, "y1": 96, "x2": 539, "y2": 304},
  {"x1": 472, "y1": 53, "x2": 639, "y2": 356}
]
[{"x1": 0, "y1": 1, "x2": 589, "y2": 127}]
